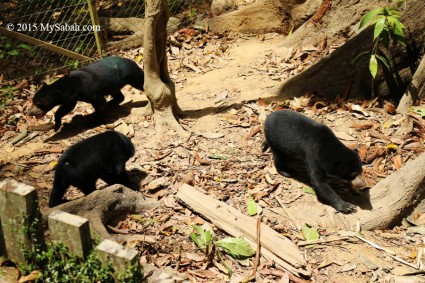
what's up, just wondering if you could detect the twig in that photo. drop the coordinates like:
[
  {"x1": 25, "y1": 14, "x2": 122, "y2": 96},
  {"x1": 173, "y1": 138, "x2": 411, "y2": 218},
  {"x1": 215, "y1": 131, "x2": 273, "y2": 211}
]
[
  {"x1": 251, "y1": 217, "x2": 261, "y2": 278},
  {"x1": 153, "y1": 150, "x2": 173, "y2": 161},
  {"x1": 241, "y1": 217, "x2": 262, "y2": 283},
  {"x1": 244, "y1": 125, "x2": 261, "y2": 141},
  {"x1": 16, "y1": 131, "x2": 39, "y2": 146},
  {"x1": 175, "y1": 244, "x2": 181, "y2": 271},
  {"x1": 298, "y1": 236, "x2": 349, "y2": 247},
  {"x1": 389, "y1": 254, "x2": 419, "y2": 270},
  {"x1": 342, "y1": 231, "x2": 419, "y2": 270},
  {"x1": 275, "y1": 197, "x2": 301, "y2": 230},
  {"x1": 10, "y1": 130, "x2": 28, "y2": 145},
  {"x1": 352, "y1": 233, "x2": 396, "y2": 256}
]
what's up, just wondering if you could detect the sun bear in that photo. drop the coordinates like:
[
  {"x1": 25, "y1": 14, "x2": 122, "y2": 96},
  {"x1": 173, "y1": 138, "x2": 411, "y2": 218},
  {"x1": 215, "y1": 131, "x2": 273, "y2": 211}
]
[
  {"x1": 263, "y1": 109, "x2": 365, "y2": 213},
  {"x1": 28, "y1": 56, "x2": 144, "y2": 131},
  {"x1": 49, "y1": 131, "x2": 135, "y2": 207}
]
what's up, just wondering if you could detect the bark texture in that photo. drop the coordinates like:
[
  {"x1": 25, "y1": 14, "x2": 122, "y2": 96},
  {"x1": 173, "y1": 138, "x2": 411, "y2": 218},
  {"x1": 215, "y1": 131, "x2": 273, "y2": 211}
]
[
  {"x1": 285, "y1": 153, "x2": 425, "y2": 230},
  {"x1": 42, "y1": 185, "x2": 158, "y2": 239},
  {"x1": 274, "y1": 0, "x2": 425, "y2": 100},
  {"x1": 143, "y1": 0, "x2": 189, "y2": 140},
  {"x1": 99, "y1": 17, "x2": 180, "y2": 50},
  {"x1": 397, "y1": 55, "x2": 425, "y2": 113}
]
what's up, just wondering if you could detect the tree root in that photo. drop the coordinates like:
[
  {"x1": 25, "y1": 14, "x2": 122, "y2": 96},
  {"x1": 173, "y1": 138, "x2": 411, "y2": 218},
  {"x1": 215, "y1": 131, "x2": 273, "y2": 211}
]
[
  {"x1": 284, "y1": 153, "x2": 425, "y2": 230},
  {"x1": 42, "y1": 185, "x2": 158, "y2": 239}
]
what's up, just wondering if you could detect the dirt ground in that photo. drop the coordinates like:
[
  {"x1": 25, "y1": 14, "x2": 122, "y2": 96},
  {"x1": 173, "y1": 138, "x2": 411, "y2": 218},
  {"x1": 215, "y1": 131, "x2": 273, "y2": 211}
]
[{"x1": 1, "y1": 34, "x2": 425, "y2": 282}]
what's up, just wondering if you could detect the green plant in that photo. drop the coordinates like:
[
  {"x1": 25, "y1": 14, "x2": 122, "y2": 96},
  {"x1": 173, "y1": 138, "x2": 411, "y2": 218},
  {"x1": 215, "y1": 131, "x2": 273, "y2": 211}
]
[
  {"x1": 0, "y1": 36, "x2": 33, "y2": 58},
  {"x1": 18, "y1": 216, "x2": 142, "y2": 282},
  {"x1": 191, "y1": 225, "x2": 255, "y2": 278},
  {"x1": 355, "y1": 0, "x2": 406, "y2": 78},
  {"x1": 0, "y1": 85, "x2": 19, "y2": 110}
]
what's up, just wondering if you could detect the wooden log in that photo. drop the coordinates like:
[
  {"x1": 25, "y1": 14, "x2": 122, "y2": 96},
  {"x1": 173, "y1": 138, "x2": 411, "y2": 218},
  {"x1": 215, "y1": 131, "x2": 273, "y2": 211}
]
[
  {"x1": 0, "y1": 179, "x2": 45, "y2": 263},
  {"x1": 48, "y1": 210, "x2": 92, "y2": 259},
  {"x1": 176, "y1": 184, "x2": 310, "y2": 277}
]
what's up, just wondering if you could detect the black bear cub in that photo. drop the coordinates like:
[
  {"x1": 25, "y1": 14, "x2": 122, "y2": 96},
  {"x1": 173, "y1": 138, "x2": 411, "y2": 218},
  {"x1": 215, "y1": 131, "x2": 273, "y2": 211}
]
[
  {"x1": 49, "y1": 131, "x2": 135, "y2": 207},
  {"x1": 263, "y1": 110, "x2": 364, "y2": 213},
  {"x1": 28, "y1": 56, "x2": 144, "y2": 131}
]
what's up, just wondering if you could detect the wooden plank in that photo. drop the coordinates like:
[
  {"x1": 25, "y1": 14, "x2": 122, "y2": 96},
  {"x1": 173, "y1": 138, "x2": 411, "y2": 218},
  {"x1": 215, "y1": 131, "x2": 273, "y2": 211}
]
[
  {"x1": 87, "y1": 0, "x2": 105, "y2": 57},
  {"x1": 176, "y1": 184, "x2": 310, "y2": 277},
  {"x1": 0, "y1": 27, "x2": 89, "y2": 61}
]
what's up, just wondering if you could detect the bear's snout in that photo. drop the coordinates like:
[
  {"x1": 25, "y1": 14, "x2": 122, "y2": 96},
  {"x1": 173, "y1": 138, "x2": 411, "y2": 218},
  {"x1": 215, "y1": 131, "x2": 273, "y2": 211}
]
[{"x1": 28, "y1": 104, "x2": 47, "y2": 118}]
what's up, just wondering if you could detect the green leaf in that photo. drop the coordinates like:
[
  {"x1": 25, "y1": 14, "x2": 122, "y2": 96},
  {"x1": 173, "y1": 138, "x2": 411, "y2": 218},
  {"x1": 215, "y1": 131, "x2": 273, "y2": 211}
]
[
  {"x1": 7, "y1": 49, "x2": 19, "y2": 56},
  {"x1": 224, "y1": 262, "x2": 233, "y2": 279},
  {"x1": 359, "y1": 7, "x2": 385, "y2": 28},
  {"x1": 303, "y1": 186, "x2": 316, "y2": 195},
  {"x1": 215, "y1": 237, "x2": 255, "y2": 259},
  {"x1": 301, "y1": 224, "x2": 320, "y2": 241},
  {"x1": 373, "y1": 16, "x2": 386, "y2": 40},
  {"x1": 369, "y1": 54, "x2": 378, "y2": 78},
  {"x1": 409, "y1": 106, "x2": 425, "y2": 117},
  {"x1": 375, "y1": 54, "x2": 390, "y2": 70},
  {"x1": 393, "y1": 0, "x2": 404, "y2": 7},
  {"x1": 246, "y1": 196, "x2": 257, "y2": 216},
  {"x1": 387, "y1": 8, "x2": 401, "y2": 17},
  {"x1": 17, "y1": 43, "x2": 32, "y2": 50},
  {"x1": 191, "y1": 225, "x2": 213, "y2": 250},
  {"x1": 287, "y1": 25, "x2": 294, "y2": 37},
  {"x1": 391, "y1": 17, "x2": 405, "y2": 37},
  {"x1": 208, "y1": 154, "x2": 227, "y2": 160},
  {"x1": 352, "y1": 51, "x2": 370, "y2": 64},
  {"x1": 191, "y1": 232, "x2": 202, "y2": 249}
]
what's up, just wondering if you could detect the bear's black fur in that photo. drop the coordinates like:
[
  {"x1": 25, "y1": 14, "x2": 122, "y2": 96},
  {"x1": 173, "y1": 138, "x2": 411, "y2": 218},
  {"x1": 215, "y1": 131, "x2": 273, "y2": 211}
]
[
  {"x1": 49, "y1": 131, "x2": 135, "y2": 207},
  {"x1": 263, "y1": 110, "x2": 363, "y2": 213},
  {"x1": 28, "y1": 56, "x2": 144, "y2": 131}
]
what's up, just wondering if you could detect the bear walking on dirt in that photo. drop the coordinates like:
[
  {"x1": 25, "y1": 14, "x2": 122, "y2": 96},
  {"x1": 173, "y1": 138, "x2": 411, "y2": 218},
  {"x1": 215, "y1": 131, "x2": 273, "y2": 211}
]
[
  {"x1": 28, "y1": 56, "x2": 144, "y2": 131},
  {"x1": 49, "y1": 131, "x2": 135, "y2": 207},
  {"x1": 263, "y1": 109, "x2": 366, "y2": 213}
]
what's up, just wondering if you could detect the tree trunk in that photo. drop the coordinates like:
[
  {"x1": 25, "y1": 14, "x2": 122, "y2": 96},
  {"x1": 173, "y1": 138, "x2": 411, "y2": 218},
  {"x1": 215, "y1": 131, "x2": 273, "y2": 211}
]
[
  {"x1": 397, "y1": 55, "x2": 425, "y2": 113},
  {"x1": 42, "y1": 185, "x2": 158, "y2": 239},
  {"x1": 284, "y1": 152, "x2": 425, "y2": 230},
  {"x1": 143, "y1": 0, "x2": 189, "y2": 141},
  {"x1": 273, "y1": 0, "x2": 425, "y2": 101},
  {"x1": 99, "y1": 17, "x2": 180, "y2": 50}
]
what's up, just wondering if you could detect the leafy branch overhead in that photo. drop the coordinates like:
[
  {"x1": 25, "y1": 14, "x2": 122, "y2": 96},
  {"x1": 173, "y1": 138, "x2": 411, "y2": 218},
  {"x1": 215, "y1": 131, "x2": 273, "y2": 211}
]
[{"x1": 356, "y1": 0, "x2": 406, "y2": 78}]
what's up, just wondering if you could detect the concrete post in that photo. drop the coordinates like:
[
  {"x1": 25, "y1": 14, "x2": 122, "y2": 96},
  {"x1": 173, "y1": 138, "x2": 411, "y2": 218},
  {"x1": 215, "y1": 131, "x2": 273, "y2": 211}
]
[
  {"x1": 0, "y1": 179, "x2": 45, "y2": 263},
  {"x1": 48, "y1": 210, "x2": 92, "y2": 259},
  {"x1": 97, "y1": 239, "x2": 139, "y2": 281}
]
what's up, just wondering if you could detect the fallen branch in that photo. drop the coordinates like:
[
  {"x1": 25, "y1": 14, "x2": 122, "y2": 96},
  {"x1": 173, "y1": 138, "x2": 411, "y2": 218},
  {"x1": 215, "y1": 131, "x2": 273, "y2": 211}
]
[{"x1": 176, "y1": 184, "x2": 310, "y2": 277}]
